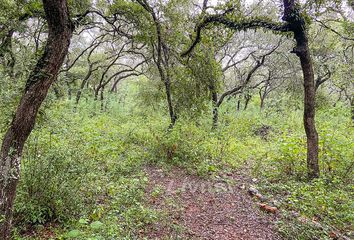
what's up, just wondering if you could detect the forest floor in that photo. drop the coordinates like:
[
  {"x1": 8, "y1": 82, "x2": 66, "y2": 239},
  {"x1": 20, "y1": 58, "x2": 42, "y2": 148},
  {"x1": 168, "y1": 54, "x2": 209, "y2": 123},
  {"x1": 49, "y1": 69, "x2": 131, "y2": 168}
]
[{"x1": 142, "y1": 165, "x2": 281, "y2": 240}]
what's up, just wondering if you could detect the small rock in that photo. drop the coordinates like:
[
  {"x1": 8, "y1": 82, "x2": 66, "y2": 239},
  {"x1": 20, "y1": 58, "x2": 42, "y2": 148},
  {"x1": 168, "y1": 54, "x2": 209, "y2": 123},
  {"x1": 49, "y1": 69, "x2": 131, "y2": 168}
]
[
  {"x1": 290, "y1": 210, "x2": 300, "y2": 218},
  {"x1": 298, "y1": 216, "x2": 309, "y2": 224},
  {"x1": 258, "y1": 203, "x2": 278, "y2": 214},
  {"x1": 239, "y1": 184, "x2": 245, "y2": 190},
  {"x1": 248, "y1": 187, "x2": 259, "y2": 196},
  {"x1": 255, "y1": 193, "x2": 267, "y2": 202},
  {"x1": 329, "y1": 231, "x2": 338, "y2": 240}
]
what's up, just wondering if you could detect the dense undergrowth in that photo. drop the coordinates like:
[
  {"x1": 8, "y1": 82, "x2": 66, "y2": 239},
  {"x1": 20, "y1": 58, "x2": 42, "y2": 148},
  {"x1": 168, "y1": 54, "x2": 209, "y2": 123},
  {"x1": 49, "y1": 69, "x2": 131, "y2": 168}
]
[{"x1": 0, "y1": 82, "x2": 353, "y2": 240}]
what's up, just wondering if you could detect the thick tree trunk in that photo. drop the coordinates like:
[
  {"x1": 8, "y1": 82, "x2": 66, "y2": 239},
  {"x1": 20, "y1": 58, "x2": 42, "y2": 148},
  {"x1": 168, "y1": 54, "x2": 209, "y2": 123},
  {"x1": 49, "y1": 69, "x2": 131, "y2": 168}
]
[
  {"x1": 300, "y1": 49, "x2": 319, "y2": 179},
  {"x1": 283, "y1": 0, "x2": 319, "y2": 179},
  {"x1": 0, "y1": 1, "x2": 74, "y2": 238}
]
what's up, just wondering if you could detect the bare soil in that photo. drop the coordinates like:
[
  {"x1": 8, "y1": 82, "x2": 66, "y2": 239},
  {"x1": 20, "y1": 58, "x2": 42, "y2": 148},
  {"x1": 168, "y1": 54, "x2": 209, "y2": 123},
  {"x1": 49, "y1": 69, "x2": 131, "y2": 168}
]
[{"x1": 143, "y1": 166, "x2": 281, "y2": 240}]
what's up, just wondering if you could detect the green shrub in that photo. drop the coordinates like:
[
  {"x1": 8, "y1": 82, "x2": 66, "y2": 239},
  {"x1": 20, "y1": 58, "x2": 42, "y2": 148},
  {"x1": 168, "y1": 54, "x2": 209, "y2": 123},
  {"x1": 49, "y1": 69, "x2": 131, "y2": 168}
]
[{"x1": 14, "y1": 128, "x2": 93, "y2": 227}]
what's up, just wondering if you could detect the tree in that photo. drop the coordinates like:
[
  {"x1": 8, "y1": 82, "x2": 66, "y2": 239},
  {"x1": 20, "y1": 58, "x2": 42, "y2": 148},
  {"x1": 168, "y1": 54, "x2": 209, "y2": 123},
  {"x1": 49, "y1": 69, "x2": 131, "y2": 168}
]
[
  {"x1": 182, "y1": 0, "x2": 321, "y2": 179},
  {"x1": 135, "y1": 0, "x2": 177, "y2": 128},
  {"x1": 0, "y1": 0, "x2": 74, "y2": 238},
  {"x1": 216, "y1": 44, "x2": 280, "y2": 123}
]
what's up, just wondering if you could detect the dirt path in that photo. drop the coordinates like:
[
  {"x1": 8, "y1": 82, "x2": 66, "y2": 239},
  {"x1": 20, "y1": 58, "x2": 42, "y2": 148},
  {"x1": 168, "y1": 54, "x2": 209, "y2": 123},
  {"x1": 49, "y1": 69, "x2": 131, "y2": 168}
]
[{"x1": 143, "y1": 166, "x2": 281, "y2": 240}]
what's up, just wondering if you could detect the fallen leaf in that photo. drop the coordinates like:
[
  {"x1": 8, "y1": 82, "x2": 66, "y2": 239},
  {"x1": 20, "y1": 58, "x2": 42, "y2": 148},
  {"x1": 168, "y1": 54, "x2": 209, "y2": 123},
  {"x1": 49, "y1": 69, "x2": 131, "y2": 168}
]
[{"x1": 329, "y1": 231, "x2": 338, "y2": 239}]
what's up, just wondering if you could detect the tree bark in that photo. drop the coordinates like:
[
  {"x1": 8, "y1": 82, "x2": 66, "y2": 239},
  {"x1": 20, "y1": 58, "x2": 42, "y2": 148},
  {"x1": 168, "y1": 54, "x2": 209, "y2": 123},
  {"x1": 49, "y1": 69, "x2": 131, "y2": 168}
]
[
  {"x1": 100, "y1": 86, "x2": 105, "y2": 112},
  {"x1": 76, "y1": 64, "x2": 97, "y2": 105},
  {"x1": 351, "y1": 97, "x2": 354, "y2": 122},
  {"x1": 94, "y1": 87, "x2": 100, "y2": 101},
  {"x1": 209, "y1": 84, "x2": 218, "y2": 129},
  {"x1": 137, "y1": 0, "x2": 177, "y2": 128},
  {"x1": 244, "y1": 94, "x2": 251, "y2": 110},
  {"x1": 162, "y1": 71, "x2": 177, "y2": 128},
  {"x1": 66, "y1": 81, "x2": 72, "y2": 100},
  {"x1": 237, "y1": 97, "x2": 241, "y2": 111},
  {"x1": 283, "y1": 0, "x2": 319, "y2": 179},
  {"x1": 260, "y1": 94, "x2": 265, "y2": 110},
  {"x1": 259, "y1": 85, "x2": 269, "y2": 110},
  {"x1": 0, "y1": 0, "x2": 74, "y2": 238}
]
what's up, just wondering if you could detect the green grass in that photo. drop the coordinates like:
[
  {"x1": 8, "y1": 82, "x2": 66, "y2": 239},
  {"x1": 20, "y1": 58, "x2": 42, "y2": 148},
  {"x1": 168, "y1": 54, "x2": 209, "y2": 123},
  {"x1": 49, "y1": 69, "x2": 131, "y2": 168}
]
[{"x1": 0, "y1": 88, "x2": 352, "y2": 239}]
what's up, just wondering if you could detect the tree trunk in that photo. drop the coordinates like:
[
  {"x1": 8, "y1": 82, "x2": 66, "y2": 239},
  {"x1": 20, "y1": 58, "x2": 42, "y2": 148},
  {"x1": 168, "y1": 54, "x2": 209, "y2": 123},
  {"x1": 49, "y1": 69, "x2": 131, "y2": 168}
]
[
  {"x1": 260, "y1": 90, "x2": 268, "y2": 110},
  {"x1": 157, "y1": 37, "x2": 176, "y2": 128},
  {"x1": 76, "y1": 65, "x2": 94, "y2": 105},
  {"x1": 53, "y1": 85, "x2": 61, "y2": 99},
  {"x1": 94, "y1": 87, "x2": 100, "y2": 101},
  {"x1": 162, "y1": 73, "x2": 177, "y2": 128},
  {"x1": 137, "y1": 0, "x2": 177, "y2": 128},
  {"x1": 0, "y1": 1, "x2": 74, "y2": 238},
  {"x1": 244, "y1": 94, "x2": 251, "y2": 110},
  {"x1": 111, "y1": 84, "x2": 117, "y2": 93},
  {"x1": 283, "y1": 0, "x2": 319, "y2": 179},
  {"x1": 76, "y1": 89, "x2": 83, "y2": 105},
  {"x1": 351, "y1": 97, "x2": 354, "y2": 122},
  {"x1": 66, "y1": 82, "x2": 72, "y2": 100},
  {"x1": 260, "y1": 96, "x2": 265, "y2": 110},
  {"x1": 259, "y1": 84, "x2": 270, "y2": 110},
  {"x1": 301, "y1": 46, "x2": 320, "y2": 179},
  {"x1": 209, "y1": 85, "x2": 218, "y2": 129},
  {"x1": 100, "y1": 86, "x2": 105, "y2": 112}
]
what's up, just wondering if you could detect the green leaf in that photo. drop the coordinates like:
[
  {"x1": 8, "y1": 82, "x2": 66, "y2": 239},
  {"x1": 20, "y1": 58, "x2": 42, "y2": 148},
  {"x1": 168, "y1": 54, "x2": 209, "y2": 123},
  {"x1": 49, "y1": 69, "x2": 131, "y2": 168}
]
[
  {"x1": 79, "y1": 218, "x2": 89, "y2": 224},
  {"x1": 90, "y1": 220, "x2": 104, "y2": 230},
  {"x1": 66, "y1": 229, "x2": 81, "y2": 238},
  {"x1": 208, "y1": 165, "x2": 216, "y2": 172}
]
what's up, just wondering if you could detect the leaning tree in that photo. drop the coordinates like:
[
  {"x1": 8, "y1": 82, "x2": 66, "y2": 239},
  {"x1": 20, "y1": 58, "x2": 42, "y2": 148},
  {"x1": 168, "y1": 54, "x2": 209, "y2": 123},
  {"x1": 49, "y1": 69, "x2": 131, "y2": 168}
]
[{"x1": 0, "y1": 0, "x2": 75, "y2": 238}]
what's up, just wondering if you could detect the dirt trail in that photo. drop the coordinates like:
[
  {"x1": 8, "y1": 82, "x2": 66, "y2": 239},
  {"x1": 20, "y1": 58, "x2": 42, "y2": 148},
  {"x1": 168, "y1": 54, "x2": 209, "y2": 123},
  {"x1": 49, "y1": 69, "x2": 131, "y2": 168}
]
[{"x1": 143, "y1": 166, "x2": 281, "y2": 240}]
